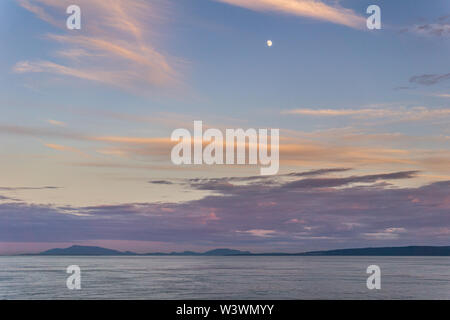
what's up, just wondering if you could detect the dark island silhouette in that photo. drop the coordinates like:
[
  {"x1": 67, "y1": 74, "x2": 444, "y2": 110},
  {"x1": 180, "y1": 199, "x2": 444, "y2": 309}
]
[{"x1": 31, "y1": 245, "x2": 450, "y2": 256}]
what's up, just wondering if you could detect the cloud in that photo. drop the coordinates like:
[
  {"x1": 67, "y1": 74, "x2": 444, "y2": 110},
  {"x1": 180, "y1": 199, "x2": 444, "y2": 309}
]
[
  {"x1": 282, "y1": 108, "x2": 384, "y2": 117},
  {"x1": 215, "y1": 0, "x2": 365, "y2": 29},
  {"x1": 409, "y1": 73, "x2": 450, "y2": 86},
  {"x1": 362, "y1": 232, "x2": 399, "y2": 240},
  {"x1": 236, "y1": 229, "x2": 277, "y2": 237},
  {"x1": 363, "y1": 227, "x2": 406, "y2": 240},
  {"x1": 393, "y1": 86, "x2": 414, "y2": 91},
  {"x1": 149, "y1": 180, "x2": 173, "y2": 185},
  {"x1": 13, "y1": 60, "x2": 135, "y2": 88},
  {"x1": 0, "y1": 124, "x2": 88, "y2": 140},
  {"x1": 44, "y1": 143, "x2": 90, "y2": 158},
  {"x1": 281, "y1": 171, "x2": 418, "y2": 189},
  {"x1": 0, "y1": 124, "x2": 173, "y2": 159},
  {"x1": 0, "y1": 172, "x2": 449, "y2": 252},
  {"x1": 413, "y1": 23, "x2": 450, "y2": 36},
  {"x1": 14, "y1": 0, "x2": 182, "y2": 91},
  {"x1": 406, "y1": 15, "x2": 450, "y2": 37},
  {"x1": 17, "y1": 0, "x2": 60, "y2": 26},
  {"x1": 282, "y1": 106, "x2": 450, "y2": 120},
  {"x1": 186, "y1": 170, "x2": 418, "y2": 193},
  {"x1": 286, "y1": 168, "x2": 351, "y2": 177},
  {"x1": 0, "y1": 195, "x2": 21, "y2": 202},
  {"x1": 188, "y1": 168, "x2": 350, "y2": 185},
  {"x1": 431, "y1": 93, "x2": 450, "y2": 98},
  {"x1": 47, "y1": 119, "x2": 66, "y2": 127},
  {"x1": 186, "y1": 168, "x2": 351, "y2": 191},
  {"x1": 0, "y1": 186, "x2": 60, "y2": 191},
  {"x1": 0, "y1": 123, "x2": 446, "y2": 176}
]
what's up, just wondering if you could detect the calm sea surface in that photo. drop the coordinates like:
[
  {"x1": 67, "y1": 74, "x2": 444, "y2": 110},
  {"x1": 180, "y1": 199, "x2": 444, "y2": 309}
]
[{"x1": 0, "y1": 256, "x2": 449, "y2": 299}]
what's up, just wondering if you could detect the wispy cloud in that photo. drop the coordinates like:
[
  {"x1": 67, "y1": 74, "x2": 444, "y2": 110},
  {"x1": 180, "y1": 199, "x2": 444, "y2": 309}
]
[
  {"x1": 17, "y1": 0, "x2": 60, "y2": 27},
  {"x1": 44, "y1": 143, "x2": 90, "y2": 158},
  {"x1": 186, "y1": 170, "x2": 418, "y2": 191},
  {"x1": 47, "y1": 119, "x2": 66, "y2": 127},
  {"x1": 215, "y1": 0, "x2": 365, "y2": 29},
  {"x1": 405, "y1": 15, "x2": 450, "y2": 37},
  {"x1": 14, "y1": 0, "x2": 182, "y2": 91},
  {"x1": 282, "y1": 108, "x2": 384, "y2": 117},
  {"x1": 149, "y1": 180, "x2": 173, "y2": 185},
  {"x1": 13, "y1": 60, "x2": 136, "y2": 87},
  {"x1": 0, "y1": 186, "x2": 60, "y2": 191},
  {"x1": 409, "y1": 73, "x2": 450, "y2": 86},
  {"x1": 431, "y1": 93, "x2": 450, "y2": 98},
  {"x1": 1, "y1": 123, "x2": 447, "y2": 175},
  {"x1": 281, "y1": 171, "x2": 418, "y2": 189},
  {"x1": 282, "y1": 106, "x2": 450, "y2": 121}
]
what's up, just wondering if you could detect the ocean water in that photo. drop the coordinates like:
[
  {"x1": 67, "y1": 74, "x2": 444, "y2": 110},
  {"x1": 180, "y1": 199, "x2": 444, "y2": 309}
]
[{"x1": 0, "y1": 256, "x2": 449, "y2": 299}]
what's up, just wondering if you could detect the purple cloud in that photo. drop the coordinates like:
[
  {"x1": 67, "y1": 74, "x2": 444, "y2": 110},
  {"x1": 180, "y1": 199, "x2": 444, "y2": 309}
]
[{"x1": 0, "y1": 171, "x2": 449, "y2": 253}]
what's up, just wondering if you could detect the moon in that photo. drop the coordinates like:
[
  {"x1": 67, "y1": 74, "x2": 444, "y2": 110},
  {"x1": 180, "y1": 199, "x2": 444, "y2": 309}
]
[{"x1": 266, "y1": 40, "x2": 272, "y2": 47}]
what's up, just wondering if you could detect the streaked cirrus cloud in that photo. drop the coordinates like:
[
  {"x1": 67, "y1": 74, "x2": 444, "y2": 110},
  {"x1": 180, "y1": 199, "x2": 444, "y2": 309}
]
[
  {"x1": 282, "y1": 106, "x2": 450, "y2": 121},
  {"x1": 1, "y1": 122, "x2": 450, "y2": 179},
  {"x1": 44, "y1": 143, "x2": 90, "y2": 158},
  {"x1": 215, "y1": 0, "x2": 366, "y2": 29},
  {"x1": 13, "y1": 0, "x2": 182, "y2": 91}
]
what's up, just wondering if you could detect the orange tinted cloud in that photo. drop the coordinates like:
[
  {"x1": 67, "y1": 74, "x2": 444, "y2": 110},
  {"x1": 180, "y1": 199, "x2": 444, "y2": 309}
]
[
  {"x1": 1, "y1": 122, "x2": 448, "y2": 181},
  {"x1": 282, "y1": 106, "x2": 450, "y2": 121},
  {"x1": 216, "y1": 0, "x2": 365, "y2": 29},
  {"x1": 44, "y1": 143, "x2": 90, "y2": 157},
  {"x1": 14, "y1": 0, "x2": 181, "y2": 90}
]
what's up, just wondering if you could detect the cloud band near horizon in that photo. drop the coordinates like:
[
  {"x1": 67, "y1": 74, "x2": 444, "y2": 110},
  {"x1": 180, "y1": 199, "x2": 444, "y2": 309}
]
[{"x1": 1, "y1": 169, "x2": 449, "y2": 254}]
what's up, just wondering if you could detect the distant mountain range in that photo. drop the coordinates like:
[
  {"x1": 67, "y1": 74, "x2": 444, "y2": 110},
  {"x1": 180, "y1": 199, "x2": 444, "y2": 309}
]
[
  {"x1": 39, "y1": 245, "x2": 136, "y2": 256},
  {"x1": 30, "y1": 245, "x2": 450, "y2": 256},
  {"x1": 37, "y1": 245, "x2": 251, "y2": 256}
]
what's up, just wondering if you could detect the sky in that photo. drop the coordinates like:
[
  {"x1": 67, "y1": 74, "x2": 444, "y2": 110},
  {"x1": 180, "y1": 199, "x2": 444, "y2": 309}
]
[{"x1": 0, "y1": 0, "x2": 449, "y2": 254}]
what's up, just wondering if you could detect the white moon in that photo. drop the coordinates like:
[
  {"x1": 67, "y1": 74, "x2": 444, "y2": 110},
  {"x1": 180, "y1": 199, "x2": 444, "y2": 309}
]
[{"x1": 267, "y1": 40, "x2": 272, "y2": 47}]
